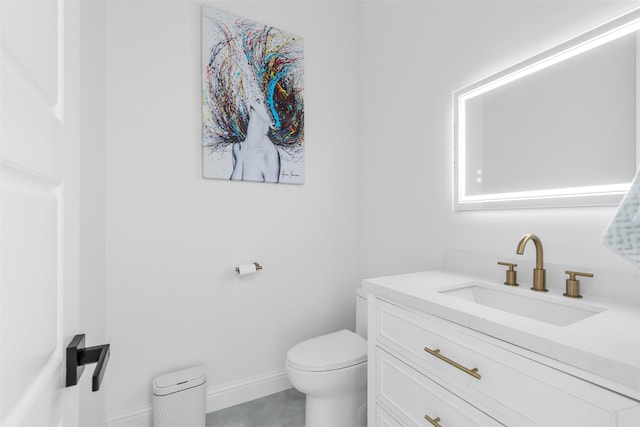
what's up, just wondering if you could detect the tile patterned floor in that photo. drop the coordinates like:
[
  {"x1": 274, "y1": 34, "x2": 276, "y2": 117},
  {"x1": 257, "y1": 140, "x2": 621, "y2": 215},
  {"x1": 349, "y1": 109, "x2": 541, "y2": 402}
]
[{"x1": 206, "y1": 388, "x2": 305, "y2": 427}]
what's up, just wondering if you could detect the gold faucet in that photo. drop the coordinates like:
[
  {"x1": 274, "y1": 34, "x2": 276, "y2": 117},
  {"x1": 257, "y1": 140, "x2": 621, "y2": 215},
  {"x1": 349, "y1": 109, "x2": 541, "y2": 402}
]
[{"x1": 516, "y1": 233, "x2": 547, "y2": 292}]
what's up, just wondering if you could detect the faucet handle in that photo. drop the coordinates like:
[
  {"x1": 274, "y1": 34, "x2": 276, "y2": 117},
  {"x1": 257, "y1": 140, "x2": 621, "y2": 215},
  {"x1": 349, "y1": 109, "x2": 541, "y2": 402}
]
[
  {"x1": 497, "y1": 261, "x2": 519, "y2": 286},
  {"x1": 564, "y1": 270, "x2": 593, "y2": 299}
]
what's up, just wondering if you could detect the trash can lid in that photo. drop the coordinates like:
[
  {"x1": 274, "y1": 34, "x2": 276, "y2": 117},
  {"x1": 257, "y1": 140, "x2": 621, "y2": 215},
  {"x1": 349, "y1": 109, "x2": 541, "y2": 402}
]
[{"x1": 153, "y1": 366, "x2": 206, "y2": 396}]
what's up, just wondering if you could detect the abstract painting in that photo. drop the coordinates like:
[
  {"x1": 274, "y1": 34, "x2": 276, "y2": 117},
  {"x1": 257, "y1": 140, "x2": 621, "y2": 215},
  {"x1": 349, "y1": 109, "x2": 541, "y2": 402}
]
[{"x1": 202, "y1": 6, "x2": 304, "y2": 184}]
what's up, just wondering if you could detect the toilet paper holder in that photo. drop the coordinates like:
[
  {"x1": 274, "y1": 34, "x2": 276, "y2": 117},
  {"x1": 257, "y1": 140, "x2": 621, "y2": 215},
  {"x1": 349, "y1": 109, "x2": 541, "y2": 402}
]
[{"x1": 235, "y1": 262, "x2": 262, "y2": 274}]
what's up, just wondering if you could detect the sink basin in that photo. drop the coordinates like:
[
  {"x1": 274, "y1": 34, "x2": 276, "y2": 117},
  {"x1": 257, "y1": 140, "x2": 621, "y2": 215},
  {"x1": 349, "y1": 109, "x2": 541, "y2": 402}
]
[{"x1": 439, "y1": 283, "x2": 605, "y2": 326}]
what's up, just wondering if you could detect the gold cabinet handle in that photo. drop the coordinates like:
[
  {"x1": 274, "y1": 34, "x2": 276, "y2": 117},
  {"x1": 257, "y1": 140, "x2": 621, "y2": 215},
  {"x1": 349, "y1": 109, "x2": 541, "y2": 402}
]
[
  {"x1": 425, "y1": 415, "x2": 442, "y2": 427},
  {"x1": 424, "y1": 347, "x2": 481, "y2": 379}
]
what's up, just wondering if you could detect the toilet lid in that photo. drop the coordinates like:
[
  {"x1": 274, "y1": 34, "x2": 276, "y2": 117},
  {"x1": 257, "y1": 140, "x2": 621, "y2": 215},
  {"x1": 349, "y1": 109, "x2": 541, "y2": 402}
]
[{"x1": 286, "y1": 329, "x2": 367, "y2": 372}]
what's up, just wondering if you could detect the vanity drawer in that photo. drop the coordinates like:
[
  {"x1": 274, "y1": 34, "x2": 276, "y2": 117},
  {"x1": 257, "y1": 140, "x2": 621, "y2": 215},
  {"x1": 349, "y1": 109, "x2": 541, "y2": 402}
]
[
  {"x1": 376, "y1": 299, "x2": 638, "y2": 427},
  {"x1": 376, "y1": 405, "x2": 404, "y2": 427},
  {"x1": 377, "y1": 348, "x2": 504, "y2": 427}
]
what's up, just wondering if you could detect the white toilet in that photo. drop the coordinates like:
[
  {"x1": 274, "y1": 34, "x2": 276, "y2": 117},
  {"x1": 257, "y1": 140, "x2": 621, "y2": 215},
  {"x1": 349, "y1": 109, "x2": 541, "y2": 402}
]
[{"x1": 285, "y1": 290, "x2": 368, "y2": 427}]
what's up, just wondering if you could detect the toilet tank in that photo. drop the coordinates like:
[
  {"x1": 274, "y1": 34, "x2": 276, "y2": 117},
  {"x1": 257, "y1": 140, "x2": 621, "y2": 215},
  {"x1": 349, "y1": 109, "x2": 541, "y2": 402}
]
[{"x1": 355, "y1": 288, "x2": 367, "y2": 339}]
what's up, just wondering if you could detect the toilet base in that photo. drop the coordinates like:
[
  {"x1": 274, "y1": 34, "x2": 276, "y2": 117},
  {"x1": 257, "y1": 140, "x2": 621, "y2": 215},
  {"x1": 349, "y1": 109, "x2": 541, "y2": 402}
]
[{"x1": 286, "y1": 362, "x2": 367, "y2": 427}]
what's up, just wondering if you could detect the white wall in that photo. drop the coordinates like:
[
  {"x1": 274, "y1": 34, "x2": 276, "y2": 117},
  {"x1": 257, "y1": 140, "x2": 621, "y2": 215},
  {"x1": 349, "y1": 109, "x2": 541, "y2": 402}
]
[
  {"x1": 357, "y1": 1, "x2": 640, "y2": 290},
  {"x1": 95, "y1": 0, "x2": 640, "y2": 422},
  {"x1": 104, "y1": 0, "x2": 358, "y2": 420}
]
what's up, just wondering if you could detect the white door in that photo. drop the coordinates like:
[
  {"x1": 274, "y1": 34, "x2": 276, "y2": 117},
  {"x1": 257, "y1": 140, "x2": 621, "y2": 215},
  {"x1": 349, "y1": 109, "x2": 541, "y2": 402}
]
[{"x1": 0, "y1": 0, "x2": 81, "y2": 426}]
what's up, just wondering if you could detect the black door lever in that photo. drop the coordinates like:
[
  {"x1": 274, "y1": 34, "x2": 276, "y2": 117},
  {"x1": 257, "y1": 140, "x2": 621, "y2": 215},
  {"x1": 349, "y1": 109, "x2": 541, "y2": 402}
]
[{"x1": 66, "y1": 334, "x2": 110, "y2": 392}]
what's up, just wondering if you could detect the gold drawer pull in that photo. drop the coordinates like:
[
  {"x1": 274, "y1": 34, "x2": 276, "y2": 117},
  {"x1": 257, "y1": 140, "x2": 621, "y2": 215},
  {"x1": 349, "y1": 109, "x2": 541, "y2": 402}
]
[
  {"x1": 425, "y1": 415, "x2": 442, "y2": 427},
  {"x1": 424, "y1": 347, "x2": 481, "y2": 379}
]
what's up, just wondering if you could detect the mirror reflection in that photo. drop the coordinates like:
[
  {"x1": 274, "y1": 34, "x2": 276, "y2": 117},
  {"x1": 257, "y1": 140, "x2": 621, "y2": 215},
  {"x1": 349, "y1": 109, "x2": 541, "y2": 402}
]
[{"x1": 454, "y1": 8, "x2": 640, "y2": 210}]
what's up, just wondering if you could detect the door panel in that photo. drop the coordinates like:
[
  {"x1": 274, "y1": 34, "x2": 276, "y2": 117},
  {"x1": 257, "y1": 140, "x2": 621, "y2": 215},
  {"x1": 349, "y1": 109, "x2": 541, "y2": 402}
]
[
  {"x1": 0, "y1": 0, "x2": 79, "y2": 426},
  {"x1": 1, "y1": 164, "x2": 62, "y2": 424},
  {"x1": 0, "y1": 0, "x2": 60, "y2": 109}
]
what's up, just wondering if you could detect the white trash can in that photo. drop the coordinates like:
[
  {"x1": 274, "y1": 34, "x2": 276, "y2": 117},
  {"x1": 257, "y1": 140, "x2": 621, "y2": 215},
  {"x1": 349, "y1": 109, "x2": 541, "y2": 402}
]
[{"x1": 153, "y1": 366, "x2": 206, "y2": 427}]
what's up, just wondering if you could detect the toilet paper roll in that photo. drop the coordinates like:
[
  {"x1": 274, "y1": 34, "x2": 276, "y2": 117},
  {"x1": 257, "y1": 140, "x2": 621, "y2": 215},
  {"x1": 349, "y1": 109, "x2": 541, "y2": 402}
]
[{"x1": 236, "y1": 263, "x2": 257, "y2": 276}]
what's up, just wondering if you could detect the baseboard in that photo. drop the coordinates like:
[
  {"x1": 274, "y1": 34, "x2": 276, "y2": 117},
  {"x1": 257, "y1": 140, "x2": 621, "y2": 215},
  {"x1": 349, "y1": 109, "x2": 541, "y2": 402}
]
[
  {"x1": 107, "y1": 406, "x2": 152, "y2": 427},
  {"x1": 206, "y1": 368, "x2": 292, "y2": 413},
  {"x1": 107, "y1": 369, "x2": 291, "y2": 427}
]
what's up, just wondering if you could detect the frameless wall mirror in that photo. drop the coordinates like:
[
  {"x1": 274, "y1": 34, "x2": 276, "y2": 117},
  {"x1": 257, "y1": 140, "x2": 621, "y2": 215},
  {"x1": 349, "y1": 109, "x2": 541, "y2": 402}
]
[{"x1": 454, "y1": 8, "x2": 640, "y2": 210}]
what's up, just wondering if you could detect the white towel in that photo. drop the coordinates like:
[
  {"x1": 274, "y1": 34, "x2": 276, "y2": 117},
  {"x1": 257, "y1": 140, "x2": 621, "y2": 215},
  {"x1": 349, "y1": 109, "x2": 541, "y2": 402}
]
[{"x1": 602, "y1": 169, "x2": 640, "y2": 268}]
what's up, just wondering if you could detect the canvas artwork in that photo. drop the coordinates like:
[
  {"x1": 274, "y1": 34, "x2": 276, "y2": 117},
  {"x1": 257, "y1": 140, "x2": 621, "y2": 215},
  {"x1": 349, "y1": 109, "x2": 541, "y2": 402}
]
[{"x1": 202, "y1": 6, "x2": 304, "y2": 184}]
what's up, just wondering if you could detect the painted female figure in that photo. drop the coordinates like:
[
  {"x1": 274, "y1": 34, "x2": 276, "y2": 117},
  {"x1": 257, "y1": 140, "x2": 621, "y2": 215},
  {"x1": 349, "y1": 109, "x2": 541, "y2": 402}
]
[
  {"x1": 202, "y1": 7, "x2": 304, "y2": 184},
  {"x1": 230, "y1": 102, "x2": 280, "y2": 183}
]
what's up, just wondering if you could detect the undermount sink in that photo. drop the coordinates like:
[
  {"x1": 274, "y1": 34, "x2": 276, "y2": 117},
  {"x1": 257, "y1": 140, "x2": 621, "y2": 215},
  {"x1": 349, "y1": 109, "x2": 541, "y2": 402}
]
[{"x1": 439, "y1": 283, "x2": 606, "y2": 326}]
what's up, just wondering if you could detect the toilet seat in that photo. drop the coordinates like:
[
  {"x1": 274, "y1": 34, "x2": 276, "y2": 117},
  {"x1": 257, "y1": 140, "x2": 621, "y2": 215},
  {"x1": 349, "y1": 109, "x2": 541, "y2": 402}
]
[{"x1": 286, "y1": 329, "x2": 367, "y2": 372}]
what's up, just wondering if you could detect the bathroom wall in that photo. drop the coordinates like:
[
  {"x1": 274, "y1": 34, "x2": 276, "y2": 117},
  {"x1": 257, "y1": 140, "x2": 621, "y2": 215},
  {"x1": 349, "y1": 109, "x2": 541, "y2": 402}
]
[
  {"x1": 104, "y1": 0, "x2": 358, "y2": 422},
  {"x1": 357, "y1": 1, "x2": 640, "y2": 293},
  {"x1": 97, "y1": 0, "x2": 640, "y2": 423}
]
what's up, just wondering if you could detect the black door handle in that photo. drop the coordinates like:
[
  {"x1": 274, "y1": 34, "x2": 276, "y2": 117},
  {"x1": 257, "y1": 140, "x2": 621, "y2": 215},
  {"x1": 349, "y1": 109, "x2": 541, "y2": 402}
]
[{"x1": 66, "y1": 334, "x2": 110, "y2": 392}]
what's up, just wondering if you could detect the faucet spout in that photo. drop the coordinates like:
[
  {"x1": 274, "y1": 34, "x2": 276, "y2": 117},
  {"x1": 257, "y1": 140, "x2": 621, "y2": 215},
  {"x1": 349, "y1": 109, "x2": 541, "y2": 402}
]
[
  {"x1": 516, "y1": 233, "x2": 547, "y2": 292},
  {"x1": 516, "y1": 233, "x2": 544, "y2": 269}
]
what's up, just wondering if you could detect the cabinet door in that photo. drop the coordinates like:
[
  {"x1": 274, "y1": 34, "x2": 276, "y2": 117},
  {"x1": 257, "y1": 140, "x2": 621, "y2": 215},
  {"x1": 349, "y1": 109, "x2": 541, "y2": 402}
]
[
  {"x1": 376, "y1": 299, "x2": 639, "y2": 427},
  {"x1": 377, "y1": 405, "x2": 404, "y2": 427},
  {"x1": 377, "y1": 349, "x2": 504, "y2": 427}
]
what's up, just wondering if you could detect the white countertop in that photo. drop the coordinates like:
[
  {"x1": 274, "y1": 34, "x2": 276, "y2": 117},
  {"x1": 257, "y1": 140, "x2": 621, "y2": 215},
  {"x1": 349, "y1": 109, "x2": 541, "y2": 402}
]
[{"x1": 363, "y1": 270, "x2": 640, "y2": 401}]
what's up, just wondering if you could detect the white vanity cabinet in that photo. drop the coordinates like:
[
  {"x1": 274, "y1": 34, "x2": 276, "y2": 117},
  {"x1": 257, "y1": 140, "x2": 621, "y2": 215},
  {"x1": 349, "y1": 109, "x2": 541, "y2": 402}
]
[{"x1": 368, "y1": 297, "x2": 640, "y2": 427}]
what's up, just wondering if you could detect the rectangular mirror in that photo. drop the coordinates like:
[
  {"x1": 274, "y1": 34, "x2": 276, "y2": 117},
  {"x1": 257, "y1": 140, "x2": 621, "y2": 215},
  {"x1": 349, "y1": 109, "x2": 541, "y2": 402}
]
[{"x1": 454, "y1": 8, "x2": 640, "y2": 210}]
